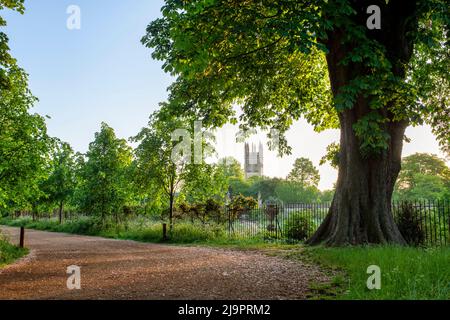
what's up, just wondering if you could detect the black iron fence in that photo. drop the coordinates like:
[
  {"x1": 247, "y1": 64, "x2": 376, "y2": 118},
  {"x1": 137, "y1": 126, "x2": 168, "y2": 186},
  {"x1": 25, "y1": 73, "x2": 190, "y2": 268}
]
[
  {"x1": 8, "y1": 200, "x2": 449, "y2": 246},
  {"x1": 226, "y1": 200, "x2": 450, "y2": 246}
]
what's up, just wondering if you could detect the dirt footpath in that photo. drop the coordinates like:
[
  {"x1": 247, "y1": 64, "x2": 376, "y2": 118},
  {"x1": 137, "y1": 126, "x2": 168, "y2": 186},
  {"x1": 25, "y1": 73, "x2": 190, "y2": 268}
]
[{"x1": 0, "y1": 226, "x2": 328, "y2": 300}]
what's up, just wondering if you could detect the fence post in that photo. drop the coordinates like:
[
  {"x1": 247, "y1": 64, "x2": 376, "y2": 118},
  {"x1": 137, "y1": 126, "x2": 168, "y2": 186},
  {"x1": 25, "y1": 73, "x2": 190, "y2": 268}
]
[{"x1": 19, "y1": 227, "x2": 25, "y2": 248}]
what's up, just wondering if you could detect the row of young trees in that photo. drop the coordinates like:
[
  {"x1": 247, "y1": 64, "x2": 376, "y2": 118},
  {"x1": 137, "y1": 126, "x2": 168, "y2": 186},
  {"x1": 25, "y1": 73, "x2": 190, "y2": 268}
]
[{"x1": 1, "y1": 105, "x2": 333, "y2": 227}]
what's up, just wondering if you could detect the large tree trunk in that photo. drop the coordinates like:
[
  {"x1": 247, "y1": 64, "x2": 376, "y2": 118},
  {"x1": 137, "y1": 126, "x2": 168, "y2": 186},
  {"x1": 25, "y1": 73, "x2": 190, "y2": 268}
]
[
  {"x1": 308, "y1": 106, "x2": 408, "y2": 245},
  {"x1": 308, "y1": 1, "x2": 417, "y2": 245}
]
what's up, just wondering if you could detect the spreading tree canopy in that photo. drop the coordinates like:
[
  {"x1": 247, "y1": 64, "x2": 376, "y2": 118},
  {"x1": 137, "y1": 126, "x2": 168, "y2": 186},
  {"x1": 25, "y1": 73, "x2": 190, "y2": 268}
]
[
  {"x1": 144, "y1": 0, "x2": 449, "y2": 245},
  {"x1": 394, "y1": 153, "x2": 450, "y2": 201}
]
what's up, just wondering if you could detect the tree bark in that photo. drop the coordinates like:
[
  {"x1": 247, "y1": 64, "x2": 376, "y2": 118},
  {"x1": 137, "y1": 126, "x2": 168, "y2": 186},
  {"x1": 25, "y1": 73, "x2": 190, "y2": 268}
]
[
  {"x1": 307, "y1": 107, "x2": 408, "y2": 245},
  {"x1": 32, "y1": 204, "x2": 38, "y2": 222},
  {"x1": 308, "y1": 1, "x2": 418, "y2": 245},
  {"x1": 59, "y1": 201, "x2": 64, "y2": 224},
  {"x1": 169, "y1": 192, "x2": 174, "y2": 234}
]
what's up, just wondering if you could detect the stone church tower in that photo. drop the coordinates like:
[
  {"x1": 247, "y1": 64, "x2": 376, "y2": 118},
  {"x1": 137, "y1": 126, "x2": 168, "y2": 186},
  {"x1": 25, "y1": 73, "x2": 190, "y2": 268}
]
[{"x1": 244, "y1": 142, "x2": 264, "y2": 179}]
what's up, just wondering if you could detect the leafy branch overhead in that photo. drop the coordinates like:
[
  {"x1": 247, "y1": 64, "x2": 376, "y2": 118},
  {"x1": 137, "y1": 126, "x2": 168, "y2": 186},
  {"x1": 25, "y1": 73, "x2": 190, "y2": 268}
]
[
  {"x1": 0, "y1": 0, "x2": 25, "y2": 90},
  {"x1": 143, "y1": 0, "x2": 449, "y2": 157}
]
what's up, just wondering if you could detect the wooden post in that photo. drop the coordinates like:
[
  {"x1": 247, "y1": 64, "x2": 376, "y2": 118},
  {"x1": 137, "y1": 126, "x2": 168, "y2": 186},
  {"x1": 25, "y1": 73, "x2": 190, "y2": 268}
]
[
  {"x1": 19, "y1": 227, "x2": 25, "y2": 248},
  {"x1": 162, "y1": 223, "x2": 167, "y2": 241}
]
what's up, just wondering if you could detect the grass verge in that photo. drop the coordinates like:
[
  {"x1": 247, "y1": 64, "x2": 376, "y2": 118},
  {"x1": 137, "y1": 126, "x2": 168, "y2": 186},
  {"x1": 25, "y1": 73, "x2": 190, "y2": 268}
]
[
  {"x1": 0, "y1": 234, "x2": 28, "y2": 268},
  {"x1": 304, "y1": 246, "x2": 450, "y2": 300}
]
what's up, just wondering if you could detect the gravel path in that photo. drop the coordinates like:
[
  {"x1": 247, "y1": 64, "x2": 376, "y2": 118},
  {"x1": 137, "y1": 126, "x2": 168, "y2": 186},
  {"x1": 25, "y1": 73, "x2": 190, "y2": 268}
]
[{"x1": 0, "y1": 226, "x2": 329, "y2": 300}]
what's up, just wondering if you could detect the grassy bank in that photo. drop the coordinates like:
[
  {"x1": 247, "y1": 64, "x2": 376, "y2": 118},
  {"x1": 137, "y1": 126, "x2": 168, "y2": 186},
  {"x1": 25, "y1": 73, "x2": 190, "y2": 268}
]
[
  {"x1": 0, "y1": 235, "x2": 28, "y2": 268},
  {"x1": 1, "y1": 217, "x2": 448, "y2": 300},
  {"x1": 304, "y1": 246, "x2": 450, "y2": 300}
]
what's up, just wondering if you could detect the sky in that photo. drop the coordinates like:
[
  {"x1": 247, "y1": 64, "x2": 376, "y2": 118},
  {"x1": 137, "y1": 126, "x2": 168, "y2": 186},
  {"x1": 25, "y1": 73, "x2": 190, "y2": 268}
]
[{"x1": 3, "y1": 0, "x2": 447, "y2": 190}]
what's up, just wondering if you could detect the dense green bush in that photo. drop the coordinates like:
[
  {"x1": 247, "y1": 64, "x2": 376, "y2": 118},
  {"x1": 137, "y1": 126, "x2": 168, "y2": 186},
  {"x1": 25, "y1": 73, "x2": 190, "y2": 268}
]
[
  {"x1": 283, "y1": 212, "x2": 315, "y2": 241},
  {"x1": 178, "y1": 199, "x2": 225, "y2": 225},
  {"x1": 395, "y1": 203, "x2": 425, "y2": 246}
]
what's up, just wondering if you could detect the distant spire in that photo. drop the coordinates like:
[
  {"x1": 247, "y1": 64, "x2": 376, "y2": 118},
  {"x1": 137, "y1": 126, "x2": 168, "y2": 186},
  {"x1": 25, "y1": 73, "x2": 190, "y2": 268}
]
[{"x1": 244, "y1": 141, "x2": 264, "y2": 179}]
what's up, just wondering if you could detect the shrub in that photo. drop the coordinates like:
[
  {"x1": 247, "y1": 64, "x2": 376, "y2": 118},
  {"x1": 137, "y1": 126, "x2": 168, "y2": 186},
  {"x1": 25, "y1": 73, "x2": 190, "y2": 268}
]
[
  {"x1": 178, "y1": 199, "x2": 225, "y2": 225},
  {"x1": 283, "y1": 212, "x2": 315, "y2": 241},
  {"x1": 228, "y1": 194, "x2": 258, "y2": 221},
  {"x1": 395, "y1": 202, "x2": 425, "y2": 246}
]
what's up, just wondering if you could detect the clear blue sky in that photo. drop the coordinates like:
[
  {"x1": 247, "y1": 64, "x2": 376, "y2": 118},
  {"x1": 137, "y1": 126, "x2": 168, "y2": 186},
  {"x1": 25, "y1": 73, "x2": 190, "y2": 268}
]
[
  {"x1": 4, "y1": 0, "x2": 172, "y2": 152},
  {"x1": 3, "y1": 1, "x2": 447, "y2": 190}
]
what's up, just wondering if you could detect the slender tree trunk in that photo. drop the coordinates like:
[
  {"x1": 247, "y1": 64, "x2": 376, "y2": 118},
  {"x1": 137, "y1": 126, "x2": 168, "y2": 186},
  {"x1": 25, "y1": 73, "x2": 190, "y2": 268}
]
[
  {"x1": 59, "y1": 201, "x2": 64, "y2": 224},
  {"x1": 308, "y1": 1, "x2": 418, "y2": 245},
  {"x1": 169, "y1": 193, "x2": 174, "y2": 233},
  {"x1": 32, "y1": 204, "x2": 38, "y2": 222}
]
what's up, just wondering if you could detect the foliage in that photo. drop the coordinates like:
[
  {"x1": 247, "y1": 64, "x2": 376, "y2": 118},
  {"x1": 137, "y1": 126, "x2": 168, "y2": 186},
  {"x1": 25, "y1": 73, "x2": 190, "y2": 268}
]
[
  {"x1": 275, "y1": 181, "x2": 320, "y2": 204},
  {"x1": 40, "y1": 140, "x2": 76, "y2": 219},
  {"x1": 283, "y1": 213, "x2": 315, "y2": 241},
  {"x1": 0, "y1": 0, "x2": 25, "y2": 90},
  {"x1": 217, "y1": 157, "x2": 245, "y2": 180},
  {"x1": 227, "y1": 194, "x2": 257, "y2": 220},
  {"x1": 143, "y1": 0, "x2": 449, "y2": 156},
  {"x1": 77, "y1": 123, "x2": 133, "y2": 223},
  {"x1": 228, "y1": 178, "x2": 252, "y2": 197},
  {"x1": 319, "y1": 190, "x2": 335, "y2": 203},
  {"x1": 2, "y1": 216, "x2": 102, "y2": 236},
  {"x1": 181, "y1": 163, "x2": 228, "y2": 205},
  {"x1": 247, "y1": 177, "x2": 283, "y2": 202},
  {"x1": 0, "y1": 216, "x2": 228, "y2": 244},
  {"x1": 128, "y1": 160, "x2": 165, "y2": 218},
  {"x1": 394, "y1": 153, "x2": 450, "y2": 201},
  {"x1": 308, "y1": 246, "x2": 450, "y2": 300},
  {"x1": 178, "y1": 198, "x2": 224, "y2": 225},
  {"x1": 143, "y1": 1, "x2": 449, "y2": 246},
  {"x1": 395, "y1": 203, "x2": 425, "y2": 246},
  {"x1": 0, "y1": 231, "x2": 27, "y2": 267},
  {"x1": 320, "y1": 143, "x2": 340, "y2": 169},
  {"x1": 0, "y1": 1, "x2": 52, "y2": 215},
  {"x1": 131, "y1": 109, "x2": 200, "y2": 230},
  {"x1": 407, "y1": 13, "x2": 450, "y2": 157},
  {"x1": 0, "y1": 67, "x2": 51, "y2": 212},
  {"x1": 287, "y1": 157, "x2": 320, "y2": 187}
]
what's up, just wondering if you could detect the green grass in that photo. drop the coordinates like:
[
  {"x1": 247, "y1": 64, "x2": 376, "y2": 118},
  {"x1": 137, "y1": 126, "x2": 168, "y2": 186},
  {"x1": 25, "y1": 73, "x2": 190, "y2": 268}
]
[
  {"x1": 0, "y1": 235, "x2": 28, "y2": 268},
  {"x1": 305, "y1": 246, "x2": 450, "y2": 300}
]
